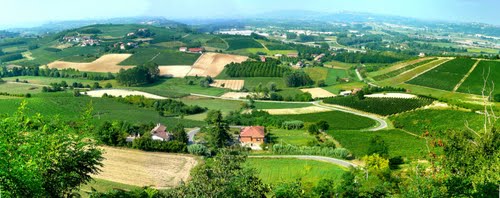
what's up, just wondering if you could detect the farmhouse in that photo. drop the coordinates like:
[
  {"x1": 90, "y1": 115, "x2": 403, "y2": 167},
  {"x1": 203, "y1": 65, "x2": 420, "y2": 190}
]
[
  {"x1": 179, "y1": 47, "x2": 187, "y2": 52},
  {"x1": 188, "y1": 47, "x2": 204, "y2": 53},
  {"x1": 151, "y1": 123, "x2": 172, "y2": 141},
  {"x1": 340, "y1": 90, "x2": 352, "y2": 96},
  {"x1": 239, "y1": 126, "x2": 265, "y2": 146},
  {"x1": 259, "y1": 55, "x2": 266, "y2": 62}
]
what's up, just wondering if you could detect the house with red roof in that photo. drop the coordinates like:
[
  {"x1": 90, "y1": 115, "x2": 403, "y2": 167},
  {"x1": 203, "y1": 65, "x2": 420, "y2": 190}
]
[
  {"x1": 188, "y1": 47, "x2": 204, "y2": 53},
  {"x1": 239, "y1": 126, "x2": 265, "y2": 145}
]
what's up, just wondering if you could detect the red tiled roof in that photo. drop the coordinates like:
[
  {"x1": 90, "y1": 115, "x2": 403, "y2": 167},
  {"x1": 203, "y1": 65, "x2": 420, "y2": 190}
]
[
  {"x1": 240, "y1": 126, "x2": 265, "y2": 138},
  {"x1": 189, "y1": 48, "x2": 203, "y2": 52}
]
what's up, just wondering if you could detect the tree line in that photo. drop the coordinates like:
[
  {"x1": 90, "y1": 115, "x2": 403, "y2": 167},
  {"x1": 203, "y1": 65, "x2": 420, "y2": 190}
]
[
  {"x1": 1, "y1": 66, "x2": 114, "y2": 81},
  {"x1": 116, "y1": 62, "x2": 160, "y2": 86}
]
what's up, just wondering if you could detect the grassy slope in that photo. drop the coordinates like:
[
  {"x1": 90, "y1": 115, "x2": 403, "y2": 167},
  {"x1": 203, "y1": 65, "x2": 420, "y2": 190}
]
[
  {"x1": 274, "y1": 111, "x2": 376, "y2": 130},
  {"x1": 0, "y1": 82, "x2": 43, "y2": 94},
  {"x1": 268, "y1": 128, "x2": 316, "y2": 146},
  {"x1": 246, "y1": 158, "x2": 346, "y2": 188},
  {"x1": 119, "y1": 48, "x2": 200, "y2": 65},
  {"x1": 457, "y1": 60, "x2": 500, "y2": 95},
  {"x1": 330, "y1": 129, "x2": 429, "y2": 159},
  {"x1": 78, "y1": 179, "x2": 141, "y2": 197}
]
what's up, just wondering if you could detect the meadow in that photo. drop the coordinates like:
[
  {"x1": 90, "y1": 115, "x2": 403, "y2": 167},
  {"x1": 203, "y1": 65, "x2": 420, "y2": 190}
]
[
  {"x1": 245, "y1": 158, "x2": 346, "y2": 188},
  {"x1": 268, "y1": 128, "x2": 316, "y2": 146},
  {"x1": 329, "y1": 129, "x2": 429, "y2": 159},
  {"x1": 457, "y1": 60, "x2": 500, "y2": 95},
  {"x1": 274, "y1": 110, "x2": 376, "y2": 130},
  {"x1": 407, "y1": 58, "x2": 477, "y2": 91}
]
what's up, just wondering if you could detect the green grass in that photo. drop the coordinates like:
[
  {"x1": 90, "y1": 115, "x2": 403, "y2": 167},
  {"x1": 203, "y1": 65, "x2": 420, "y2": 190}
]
[
  {"x1": 26, "y1": 45, "x2": 103, "y2": 65},
  {"x1": 407, "y1": 58, "x2": 477, "y2": 91},
  {"x1": 275, "y1": 111, "x2": 376, "y2": 130},
  {"x1": 204, "y1": 37, "x2": 228, "y2": 50},
  {"x1": 326, "y1": 68, "x2": 349, "y2": 85},
  {"x1": 0, "y1": 92, "x2": 204, "y2": 127},
  {"x1": 78, "y1": 179, "x2": 141, "y2": 197},
  {"x1": 457, "y1": 60, "x2": 500, "y2": 95},
  {"x1": 154, "y1": 41, "x2": 186, "y2": 49},
  {"x1": 324, "y1": 60, "x2": 357, "y2": 69},
  {"x1": 390, "y1": 109, "x2": 498, "y2": 136},
  {"x1": 0, "y1": 82, "x2": 42, "y2": 94},
  {"x1": 304, "y1": 67, "x2": 328, "y2": 82},
  {"x1": 2, "y1": 76, "x2": 99, "y2": 85},
  {"x1": 330, "y1": 129, "x2": 429, "y2": 159},
  {"x1": 322, "y1": 81, "x2": 366, "y2": 95},
  {"x1": 214, "y1": 75, "x2": 303, "y2": 98},
  {"x1": 268, "y1": 128, "x2": 315, "y2": 146},
  {"x1": 467, "y1": 47, "x2": 499, "y2": 54},
  {"x1": 254, "y1": 102, "x2": 312, "y2": 109},
  {"x1": 131, "y1": 77, "x2": 227, "y2": 98},
  {"x1": 245, "y1": 158, "x2": 346, "y2": 188},
  {"x1": 377, "y1": 58, "x2": 451, "y2": 86},
  {"x1": 230, "y1": 48, "x2": 297, "y2": 56},
  {"x1": 119, "y1": 48, "x2": 200, "y2": 65}
]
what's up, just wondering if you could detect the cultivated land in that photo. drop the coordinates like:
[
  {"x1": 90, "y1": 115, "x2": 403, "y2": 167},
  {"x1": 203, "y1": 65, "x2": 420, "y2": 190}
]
[
  {"x1": 94, "y1": 147, "x2": 198, "y2": 188},
  {"x1": 158, "y1": 65, "x2": 192, "y2": 77},
  {"x1": 209, "y1": 79, "x2": 244, "y2": 90},
  {"x1": 364, "y1": 93, "x2": 417, "y2": 99},
  {"x1": 275, "y1": 111, "x2": 377, "y2": 130},
  {"x1": 219, "y1": 92, "x2": 250, "y2": 99},
  {"x1": 300, "y1": 87, "x2": 336, "y2": 98},
  {"x1": 46, "y1": 54, "x2": 134, "y2": 73},
  {"x1": 407, "y1": 58, "x2": 478, "y2": 91},
  {"x1": 457, "y1": 60, "x2": 500, "y2": 95},
  {"x1": 368, "y1": 57, "x2": 434, "y2": 77},
  {"x1": 187, "y1": 53, "x2": 248, "y2": 77},
  {"x1": 264, "y1": 106, "x2": 331, "y2": 115},
  {"x1": 268, "y1": 129, "x2": 316, "y2": 146},
  {"x1": 376, "y1": 58, "x2": 452, "y2": 85},
  {"x1": 83, "y1": 89, "x2": 167, "y2": 99}
]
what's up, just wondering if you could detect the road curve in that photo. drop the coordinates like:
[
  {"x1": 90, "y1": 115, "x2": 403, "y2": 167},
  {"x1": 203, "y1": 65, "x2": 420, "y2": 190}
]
[
  {"x1": 190, "y1": 93, "x2": 388, "y2": 131},
  {"x1": 249, "y1": 155, "x2": 358, "y2": 168}
]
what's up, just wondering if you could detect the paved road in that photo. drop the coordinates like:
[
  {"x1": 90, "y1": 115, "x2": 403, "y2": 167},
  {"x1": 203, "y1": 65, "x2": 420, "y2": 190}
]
[
  {"x1": 187, "y1": 127, "x2": 200, "y2": 144},
  {"x1": 249, "y1": 155, "x2": 358, "y2": 168},
  {"x1": 190, "y1": 93, "x2": 388, "y2": 131}
]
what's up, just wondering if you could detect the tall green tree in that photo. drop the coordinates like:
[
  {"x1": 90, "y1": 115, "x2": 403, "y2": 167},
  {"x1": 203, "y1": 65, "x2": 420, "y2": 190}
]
[
  {"x1": 367, "y1": 135, "x2": 389, "y2": 158},
  {"x1": 172, "y1": 123, "x2": 188, "y2": 144},
  {"x1": 205, "y1": 110, "x2": 231, "y2": 149}
]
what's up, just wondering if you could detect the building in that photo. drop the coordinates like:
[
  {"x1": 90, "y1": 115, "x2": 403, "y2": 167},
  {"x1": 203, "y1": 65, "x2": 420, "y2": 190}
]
[
  {"x1": 287, "y1": 53, "x2": 299, "y2": 58},
  {"x1": 151, "y1": 123, "x2": 172, "y2": 141},
  {"x1": 188, "y1": 47, "x2": 204, "y2": 53},
  {"x1": 239, "y1": 126, "x2": 265, "y2": 145},
  {"x1": 418, "y1": 52, "x2": 426, "y2": 57},
  {"x1": 259, "y1": 55, "x2": 266, "y2": 62},
  {"x1": 179, "y1": 47, "x2": 187, "y2": 52},
  {"x1": 340, "y1": 90, "x2": 352, "y2": 96}
]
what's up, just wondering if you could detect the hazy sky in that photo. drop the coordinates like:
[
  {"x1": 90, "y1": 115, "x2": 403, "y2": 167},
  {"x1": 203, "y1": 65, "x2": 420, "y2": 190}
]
[{"x1": 1, "y1": 0, "x2": 499, "y2": 28}]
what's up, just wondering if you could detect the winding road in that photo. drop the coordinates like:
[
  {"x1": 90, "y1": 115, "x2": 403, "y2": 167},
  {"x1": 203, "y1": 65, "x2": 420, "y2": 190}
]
[{"x1": 249, "y1": 155, "x2": 358, "y2": 168}]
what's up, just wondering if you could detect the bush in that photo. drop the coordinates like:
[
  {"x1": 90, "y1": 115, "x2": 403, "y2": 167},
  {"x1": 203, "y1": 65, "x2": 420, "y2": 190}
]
[
  {"x1": 187, "y1": 144, "x2": 208, "y2": 156},
  {"x1": 281, "y1": 120, "x2": 304, "y2": 130},
  {"x1": 308, "y1": 124, "x2": 319, "y2": 135},
  {"x1": 389, "y1": 156, "x2": 404, "y2": 169},
  {"x1": 271, "y1": 144, "x2": 350, "y2": 159},
  {"x1": 494, "y1": 94, "x2": 500, "y2": 102}
]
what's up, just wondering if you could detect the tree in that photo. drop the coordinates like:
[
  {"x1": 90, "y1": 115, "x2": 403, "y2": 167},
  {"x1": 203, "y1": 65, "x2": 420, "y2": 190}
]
[
  {"x1": 105, "y1": 82, "x2": 112, "y2": 89},
  {"x1": 205, "y1": 110, "x2": 231, "y2": 148},
  {"x1": 494, "y1": 93, "x2": 500, "y2": 102},
  {"x1": 172, "y1": 123, "x2": 188, "y2": 144},
  {"x1": 0, "y1": 101, "x2": 103, "y2": 197},
  {"x1": 317, "y1": 120, "x2": 330, "y2": 132},
  {"x1": 308, "y1": 124, "x2": 319, "y2": 135},
  {"x1": 313, "y1": 179, "x2": 336, "y2": 198},
  {"x1": 367, "y1": 135, "x2": 389, "y2": 158},
  {"x1": 73, "y1": 89, "x2": 81, "y2": 97}
]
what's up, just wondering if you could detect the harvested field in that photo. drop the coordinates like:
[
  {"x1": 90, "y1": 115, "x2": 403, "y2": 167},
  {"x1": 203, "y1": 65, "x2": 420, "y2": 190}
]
[
  {"x1": 83, "y1": 89, "x2": 167, "y2": 99},
  {"x1": 46, "y1": 54, "x2": 134, "y2": 73},
  {"x1": 187, "y1": 53, "x2": 248, "y2": 77},
  {"x1": 210, "y1": 79, "x2": 244, "y2": 90},
  {"x1": 364, "y1": 93, "x2": 417, "y2": 99},
  {"x1": 93, "y1": 147, "x2": 198, "y2": 188},
  {"x1": 300, "y1": 88, "x2": 336, "y2": 98},
  {"x1": 220, "y1": 92, "x2": 250, "y2": 99},
  {"x1": 264, "y1": 106, "x2": 331, "y2": 115},
  {"x1": 158, "y1": 66, "x2": 192, "y2": 78}
]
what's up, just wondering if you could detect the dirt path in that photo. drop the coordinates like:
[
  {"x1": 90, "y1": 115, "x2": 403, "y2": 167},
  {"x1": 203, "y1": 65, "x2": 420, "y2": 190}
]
[
  {"x1": 249, "y1": 155, "x2": 357, "y2": 168},
  {"x1": 355, "y1": 68, "x2": 364, "y2": 81},
  {"x1": 452, "y1": 59, "x2": 481, "y2": 92}
]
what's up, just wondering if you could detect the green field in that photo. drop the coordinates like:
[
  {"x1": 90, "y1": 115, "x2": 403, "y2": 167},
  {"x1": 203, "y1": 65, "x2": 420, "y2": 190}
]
[
  {"x1": 230, "y1": 48, "x2": 297, "y2": 56},
  {"x1": 224, "y1": 37, "x2": 263, "y2": 51},
  {"x1": 268, "y1": 129, "x2": 316, "y2": 146},
  {"x1": 246, "y1": 158, "x2": 346, "y2": 187},
  {"x1": 457, "y1": 60, "x2": 500, "y2": 95},
  {"x1": 0, "y1": 92, "x2": 204, "y2": 127},
  {"x1": 321, "y1": 81, "x2": 365, "y2": 95},
  {"x1": 0, "y1": 82, "x2": 42, "y2": 94},
  {"x1": 254, "y1": 102, "x2": 312, "y2": 109},
  {"x1": 371, "y1": 58, "x2": 437, "y2": 81},
  {"x1": 79, "y1": 179, "x2": 140, "y2": 197},
  {"x1": 324, "y1": 60, "x2": 357, "y2": 69},
  {"x1": 377, "y1": 58, "x2": 451, "y2": 86},
  {"x1": 330, "y1": 129, "x2": 428, "y2": 159},
  {"x1": 2, "y1": 76, "x2": 99, "y2": 86},
  {"x1": 407, "y1": 58, "x2": 477, "y2": 91},
  {"x1": 323, "y1": 96, "x2": 434, "y2": 116},
  {"x1": 204, "y1": 37, "x2": 228, "y2": 49},
  {"x1": 131, "y1": 77, "x2": 228, "y2": 98},
  {"x1": 214, "y1": 75, "x2": 303, "y2": 98},
  {"x1": 390, "y1": 109, "x2": 497, "y2": 136},
  {"x1": 467, "y1": 47, "x2": 499, "y2": 54},
  {"x1": 274, "y1": 111, "x2": 376, "y2": 130},
  {"x1": 119, "y1": 48, "x2": 200, "y2": 65}
]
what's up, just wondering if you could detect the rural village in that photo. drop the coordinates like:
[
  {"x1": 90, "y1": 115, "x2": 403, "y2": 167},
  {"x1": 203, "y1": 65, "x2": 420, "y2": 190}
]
[{"x1": 0, "y1": 1, "x2": 499, "y2": 197}]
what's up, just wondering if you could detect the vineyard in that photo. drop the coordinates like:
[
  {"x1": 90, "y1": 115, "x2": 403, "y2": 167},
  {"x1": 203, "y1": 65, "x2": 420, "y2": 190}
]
[
  {"x1": 323, "y1": 96, "x2": 434, "y2": 116},
  {"x1": 224, "y1": 37, "x2": 263, "y2": 50},
  {"x1": 457, "y1": 60, "x2": 500, "y2": 95},
  {"x1": 407, "y1": 58, "x2": 476, "y2": 91},
  {"x1": 274, "y1": 110, "x2": 376, "y2": 130},
  {"x1": 205, "y1": 37, "x2": 228, "y2": 49},
  {"x1": 224, "y1": 60, "x2": 290, "y2": 77},
  {"x1": 372, "y1": 58, "x2": 437, "y2": 81}
]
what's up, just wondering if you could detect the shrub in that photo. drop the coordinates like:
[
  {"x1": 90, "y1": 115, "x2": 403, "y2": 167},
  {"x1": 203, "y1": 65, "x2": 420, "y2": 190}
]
[
  {"x1": 308, "y1": 124, "x2": 319, "y2": 135},
  {"x1": 281, "y1": 120, "x2": 304, "y2": 130},
  {"x1": 284, "y1": 71, "x2": 314, "y2": 87},
  {"x1": 188, "y1": 144, "x2": 208, "y2": 156},
  {"x1": 271, "y1": 144, "x2": 350, "y2": 159}
]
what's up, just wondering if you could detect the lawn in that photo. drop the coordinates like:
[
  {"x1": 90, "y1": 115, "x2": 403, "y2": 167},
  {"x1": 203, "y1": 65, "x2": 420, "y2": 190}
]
[
  {"x1": 245, "y1": 158, "x2": 346, "y2": 188},
  {"x1": 407, "y1": 58, "x2": 477, "y2": 91},
  {"x1": 467, "y1": 47, "x2": 499, "y2": 54},
  {"x1": 0, "y1": 92, "x2": 205, "y2": 127},
  {"x1": 78, "y1": 179, "x2": 141, "y2": 197},
  {"x1": 268, "y1": 128, "x2": 316, "y2": 146},
  {"x1": 457, "y1": 60, "x2": 500, "y2": 95},
  {"x1": 274, "y1": 110, "x2": 376, "y2": 130},
  {"x1": 329, "y1": 129, "x2": 429, "y2": 159}
]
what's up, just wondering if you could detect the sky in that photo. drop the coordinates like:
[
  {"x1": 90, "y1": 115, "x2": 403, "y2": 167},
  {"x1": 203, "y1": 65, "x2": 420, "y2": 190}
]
[{"x1": 1, "y1": 0, "x2": 499, "y2": 28}]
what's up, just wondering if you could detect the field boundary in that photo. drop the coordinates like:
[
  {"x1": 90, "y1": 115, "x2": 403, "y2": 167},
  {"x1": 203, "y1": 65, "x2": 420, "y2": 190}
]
[{"x1": 452, "y1": 59, "x2": 481, "y2": 92}]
